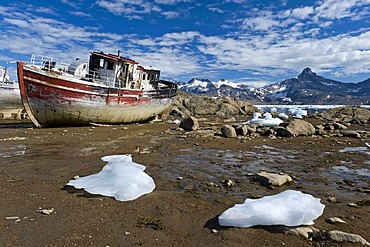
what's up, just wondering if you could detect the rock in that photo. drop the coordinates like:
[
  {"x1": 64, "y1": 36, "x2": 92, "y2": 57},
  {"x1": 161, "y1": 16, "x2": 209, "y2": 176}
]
[
  {"x1": 170, "y1": 92, "x2": 258, "y2": 117},
  {"x1": 170, "y1": 106, "x2": 187, "y2": 117},
  {"x1": 184, "y1": 185, "x2": 196, "y2": 190},
  {"x1": 180, "y1": 117, "x2": 199, "y2": 131},
  {"x1": 280, "y1": 119, "x2": 316, "y2": 137},
  {"x1": 221, "y1": 125, "x2": 237, "y2": 138},
  {"x1": 184, "y1": 129, "x2": 215, "y2": 138},
  {"x1": 315, "y1": 129, "x2": 326, "y2": 135},
  {"x1": 328, "y1": 196, "x2": 338, "y2": 203},
  {"x1": 326, "y1": 217, "x2": 347, "y2": 224},
  {"x1": 333, "y1": 122, "x2": 348, "y2": 130},
  {"x1": 328, "y1": 230, "x2": 370, "y2": 246},
  {"x1": 324, "y1": 123, "x2": 335, "y2": 131},
  {"x1": 221, "y1": 179, "x2": 235, "y2": 187},
  {"x1": 261, "y1": 128, "x2": 276, "y2": 136},
  {"x1": 255, "y1": 171, "x2": 293, "y2": 187},
  {"x1": 5, "y1": 216, "x2": 20, "y2": 220},
  {"x1": 37, "y1": 208, "x2": 55, "y2": 215},
  {"x1": 246, "y1": 125, "x2": 257, "y2": 134},
  {"x1": 341, "y1": 130, "x2": 361, "y2": 138},
  {"x1": 285, "y1": 226, "x2": 320, "y2": 240},
  {"x1": 234, "y1": 125, "x2": 249, "y2": 136},
  {"x1": 319, "y1": 106, "x2": 370, "y2": 123}
]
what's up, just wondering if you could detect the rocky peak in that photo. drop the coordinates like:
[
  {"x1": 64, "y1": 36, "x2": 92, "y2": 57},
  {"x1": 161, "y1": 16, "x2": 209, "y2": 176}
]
[{"x1": 298, "y1": 67, "x2": 319, "y2": 81}]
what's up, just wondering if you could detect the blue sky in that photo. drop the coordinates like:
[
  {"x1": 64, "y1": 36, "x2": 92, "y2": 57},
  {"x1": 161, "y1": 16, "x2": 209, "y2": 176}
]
[{"x1": 1, "y1": 0, "x2": 370, "y2": 87}]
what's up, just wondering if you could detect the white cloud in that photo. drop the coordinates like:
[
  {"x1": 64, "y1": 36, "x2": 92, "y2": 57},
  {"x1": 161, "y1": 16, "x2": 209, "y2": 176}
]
[
  {"x1": 290, "y1": 6, "x2": 314, "y2": 19},
  {"x1": 313, "y1": 0, "x2": 370, "y2": 21},
  {"x1": 70, "y1": 11, "x2": 91, "y2": 17},
  {"x1": 96, "y1": 0, "x2": 160, "y2": 17},
  {"x1": 208, "y1": 7, "x2": 224, "y2": 13},
  {"x1": 161, "y1": 11, "x2": 180, "y2": 19},
  {"x1": 243, "y1": 16, "x2": 279, "y2": 31},
  {"x1": 154, "y1": 0, "x2": 191, "y2": 4}
]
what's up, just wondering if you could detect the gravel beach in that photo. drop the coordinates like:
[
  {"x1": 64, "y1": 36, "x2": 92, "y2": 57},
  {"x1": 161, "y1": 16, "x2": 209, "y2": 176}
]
[{"x1": 1, "y1": 117, "x2": 369, "y2": 247}]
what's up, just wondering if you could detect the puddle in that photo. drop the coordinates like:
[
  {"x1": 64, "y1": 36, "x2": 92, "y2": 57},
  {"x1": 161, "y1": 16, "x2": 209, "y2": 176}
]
[
  {"x1": 163, "y1": 146, "x2": 302, "y2": 183},
  {"x1": 331, "y1": 165, "x2": 370, "y2": 178},
  {"x1": 161, "y1": 144, "x2": 370, "y2": 199},
  {"x1": 0, "y1": 144, "x2": 26, "y2": 158},
  {"x1": 339, "y1": 146, "x2": 368, "y2": 153}
]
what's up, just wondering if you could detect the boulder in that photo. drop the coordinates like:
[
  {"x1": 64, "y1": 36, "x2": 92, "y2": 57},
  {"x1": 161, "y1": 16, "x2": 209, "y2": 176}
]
[
  {"x1": 255, "y1": 171, "x2": 293, "y2": 187},
  {"x1": 234, "y1": 125, "x2": 249, "y2": 136},
  {"x1": 221, "y1": 125, "x2": 237, "y2": 138},
  {"x1": 180, "y1": 117, "x2": 199, "y2": 131},
  {"x1": 333, "y1": 122, "x2": 348, "y2": 130},
  {"x1": 279, "y1": 119, "x2": 316, "y2": 137},
  {"x1": 341, "y1": 130, "x2": 361, "y2": 138}
]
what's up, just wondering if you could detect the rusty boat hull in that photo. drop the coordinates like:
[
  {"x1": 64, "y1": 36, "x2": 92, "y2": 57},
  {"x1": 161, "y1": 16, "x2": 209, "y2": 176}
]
[{"x1": 17, "y1": 61, "x2": 177, "y2": 127}]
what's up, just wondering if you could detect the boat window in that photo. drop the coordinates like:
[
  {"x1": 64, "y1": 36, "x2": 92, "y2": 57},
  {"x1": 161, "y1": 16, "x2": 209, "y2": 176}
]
[
  {"x1": 107, "y1": 60, "x2": 114, "y2": 70},
  {"x1": 143, "y1": 74, "x2": 146, "y2": 80},
  {"x1": 99, "y1": 59, "x2": 104, "y2": 68}
]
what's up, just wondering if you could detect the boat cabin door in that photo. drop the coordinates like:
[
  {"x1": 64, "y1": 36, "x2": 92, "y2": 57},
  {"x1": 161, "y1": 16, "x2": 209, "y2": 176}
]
[{"x1": 118, "y1": 63, "x2": 129, "y2": 89}]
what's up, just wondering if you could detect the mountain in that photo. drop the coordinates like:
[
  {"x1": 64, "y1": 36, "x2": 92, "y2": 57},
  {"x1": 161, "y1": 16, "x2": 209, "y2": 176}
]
[
  {"x1": 178, "y1": 78, "x2": 264, "y2": 102},
  {"x1": 179, "y1": 68, "x2": 370, "y2": 104}
]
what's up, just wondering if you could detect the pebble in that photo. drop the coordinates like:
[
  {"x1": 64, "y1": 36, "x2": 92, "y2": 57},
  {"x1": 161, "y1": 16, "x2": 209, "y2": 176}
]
[
  {"x1": 37, "y1": 208, "x2": 55, "y2": 215},
  {"x1": 328, "y1": 196, "x2": 337, "y2": 203},
  {"x1": 327, "y1": 217, "x2": 347, "y2": 224},
  {"x1": 5, "y1": 216, "x2": 20, "y2": 220}
]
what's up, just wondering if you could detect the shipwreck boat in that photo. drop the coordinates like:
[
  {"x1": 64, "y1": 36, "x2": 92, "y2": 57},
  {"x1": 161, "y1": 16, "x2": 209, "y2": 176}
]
[
  {"x1": 0, "y1": 66, "x2": 23, "y2": 119},
  {"x1": 17, "y1": 51, "x2": 178, "y2": 127}
]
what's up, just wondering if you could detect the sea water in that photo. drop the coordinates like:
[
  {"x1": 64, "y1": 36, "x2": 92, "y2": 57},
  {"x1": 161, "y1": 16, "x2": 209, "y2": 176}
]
[{"x1": 255, "y1": 104, "x2": 370, "y2": 115}]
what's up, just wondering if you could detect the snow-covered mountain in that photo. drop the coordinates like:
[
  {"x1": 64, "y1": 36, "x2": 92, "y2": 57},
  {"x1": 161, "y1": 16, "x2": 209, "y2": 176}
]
[
  {"x1": 178, "y1": 68, "x2": 370, "y2": 104},
  {"x1": 178, "y1": 78, "x2": 264, "y2": 102}
]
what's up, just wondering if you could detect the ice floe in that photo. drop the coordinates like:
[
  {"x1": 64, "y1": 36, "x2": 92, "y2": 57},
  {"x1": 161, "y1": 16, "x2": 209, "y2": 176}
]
[
  {"x1": 67, "y1": 154, "x2": 155, "y2": 201},
  {"x1": 219, "y1": 190, "x2": 325, "y2": 227}
]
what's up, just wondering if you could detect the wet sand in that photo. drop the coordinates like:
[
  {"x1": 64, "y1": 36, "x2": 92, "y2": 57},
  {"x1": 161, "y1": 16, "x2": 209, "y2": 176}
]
[{"x1": 0, "y1": 118, "x2": 369, "y2": 247}]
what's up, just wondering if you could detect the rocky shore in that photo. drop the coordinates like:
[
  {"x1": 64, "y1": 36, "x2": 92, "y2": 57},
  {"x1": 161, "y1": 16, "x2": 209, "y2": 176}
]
[{"x1": 1, "y1": 93, "x2": 370, "y2": 246}]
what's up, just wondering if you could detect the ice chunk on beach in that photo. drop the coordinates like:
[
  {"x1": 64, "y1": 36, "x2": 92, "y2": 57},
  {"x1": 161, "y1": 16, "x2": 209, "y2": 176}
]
[
  {"x1": 247, "y1": 112, "x2": 264, "y2": 125},
  {"x1": 219, "y1": 190, "x2": 325, "y2": 227},
  {"x1": 67, "y1": 155, "x2": 155, "y2": 201},
  {"x1": 245, "y1": 112, "x2": 283, "y2": 127},
  {"x1": 289, "y1": 107, "x2": 307, "y2": 118},
  {"x1": 278, "y1": 112, "x2": 289, "y2": 120},
  {"x1": 260, "y1": 112, "x2": 283, "y2": 127}
]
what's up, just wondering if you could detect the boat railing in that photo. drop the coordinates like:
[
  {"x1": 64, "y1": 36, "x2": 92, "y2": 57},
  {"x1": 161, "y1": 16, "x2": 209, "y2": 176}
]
[
  {"x1": 30, "y1": 54, "x2": 71, "y2": 73},
  {"x1": 28, "y1": 54, "x2": 115, "y2": 86}
]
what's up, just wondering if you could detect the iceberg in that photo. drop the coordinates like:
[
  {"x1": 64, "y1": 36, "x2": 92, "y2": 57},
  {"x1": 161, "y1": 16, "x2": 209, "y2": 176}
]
[
  {"x1": 67, "y1": 154, "x2": 155, "y2": 201},
  {"x1": 219, "y1": 190, "x2": 325, "y2": 227}
]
